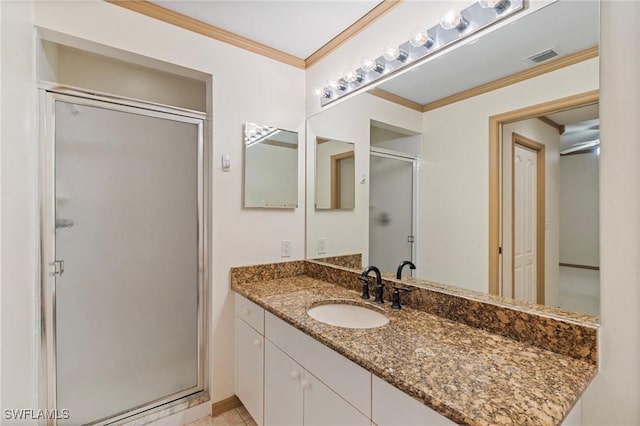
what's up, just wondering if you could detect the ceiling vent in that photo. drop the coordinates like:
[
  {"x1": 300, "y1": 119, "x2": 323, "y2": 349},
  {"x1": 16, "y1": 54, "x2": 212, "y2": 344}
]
[{"x1": 526, "y1": 48, "x2": 559, "y2": 64}]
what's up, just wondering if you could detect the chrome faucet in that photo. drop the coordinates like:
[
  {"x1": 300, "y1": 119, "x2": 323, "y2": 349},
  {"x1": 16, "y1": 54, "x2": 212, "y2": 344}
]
[
  {"x1": 359, "y1": 266, "x2": 384, "y2": 304},
  {"x1": 396, "y1": 260, "x2": 416, "y2": 279}
]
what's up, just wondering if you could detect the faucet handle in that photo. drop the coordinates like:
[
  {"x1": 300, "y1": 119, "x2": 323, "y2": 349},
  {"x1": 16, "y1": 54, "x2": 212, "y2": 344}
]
[
  {"x1": 391, "y1": 285, "x2": 412, "y2": 309},
  {"x1": 358, "y1": 275, "x2": 371, "y2": 300}
]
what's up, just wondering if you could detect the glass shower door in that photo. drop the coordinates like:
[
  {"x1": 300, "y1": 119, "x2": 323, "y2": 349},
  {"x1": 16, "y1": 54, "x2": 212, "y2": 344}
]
[
  {"x1": 52, "y1": 96, "x2": 204, "y2": 425},
  {"x1": 369, "y1": 152, "x2": 415, "y2": 275}
]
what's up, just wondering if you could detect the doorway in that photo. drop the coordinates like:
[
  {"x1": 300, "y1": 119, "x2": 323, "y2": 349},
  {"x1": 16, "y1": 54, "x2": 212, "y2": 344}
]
[
  {"x1": 40, "y1": 88, "x2": 208, "y2": 424},
  {"x1": 489, "y1": 90, "x2": 600, "y2": 314}
]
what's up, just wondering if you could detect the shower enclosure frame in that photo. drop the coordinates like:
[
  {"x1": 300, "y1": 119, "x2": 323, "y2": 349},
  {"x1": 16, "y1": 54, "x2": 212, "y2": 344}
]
[{"x1": 37, "y1": 84, "x2": 210, "y2": 425}]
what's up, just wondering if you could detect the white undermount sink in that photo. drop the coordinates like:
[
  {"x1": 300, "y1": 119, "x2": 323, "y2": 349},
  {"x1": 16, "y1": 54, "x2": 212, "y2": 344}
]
[{"x1": 307, "y1": 302, "x2": 389, "y2": 329}]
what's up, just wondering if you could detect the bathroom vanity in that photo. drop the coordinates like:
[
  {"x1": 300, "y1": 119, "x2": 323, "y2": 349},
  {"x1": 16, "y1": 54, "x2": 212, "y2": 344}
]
[{"x1": 232, "y1": 260, "x2": 597, "y2": 426}]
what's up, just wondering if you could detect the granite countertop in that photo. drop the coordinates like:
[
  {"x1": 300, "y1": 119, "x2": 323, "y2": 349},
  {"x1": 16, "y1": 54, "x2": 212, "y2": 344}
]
[{"x1": 232, "y1": 273, "x2": 597, "y2": 426}]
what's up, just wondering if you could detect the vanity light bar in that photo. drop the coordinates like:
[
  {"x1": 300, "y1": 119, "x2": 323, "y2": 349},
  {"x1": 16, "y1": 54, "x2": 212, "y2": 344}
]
[
  {"x1": 244, "y1": 122, "x2": 278, "y2": 146},
  {"x1": 319, "y1": 0, "x2": 524, "y2": 106}
]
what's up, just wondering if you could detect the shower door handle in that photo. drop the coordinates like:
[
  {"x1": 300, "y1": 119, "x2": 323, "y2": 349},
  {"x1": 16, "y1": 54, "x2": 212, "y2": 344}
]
[{"x1": 52, "y1": 260, "x2": 65, "y2": 276}]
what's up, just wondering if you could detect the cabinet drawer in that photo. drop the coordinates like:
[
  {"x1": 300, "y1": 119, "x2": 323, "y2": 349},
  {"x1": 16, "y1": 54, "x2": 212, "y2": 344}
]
[
  {"x1": 235, "y1": 293, "x2": 265, "y2": 334},
  {"x1": 372, "y1": 375, "x2": 455, "y2": 426},
  {"x1": 265, "y1": 312, "x2": 371, "y2": 417}
]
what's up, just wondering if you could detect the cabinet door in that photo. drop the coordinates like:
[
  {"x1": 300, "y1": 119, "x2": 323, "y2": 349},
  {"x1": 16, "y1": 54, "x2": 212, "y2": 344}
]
[
  {"x1": 372, "y1": 375, "x2": 455, "y2": 426},
  {"x1": 264, "y1": 340, "x2": 303, "y2": 426},
  {"x1": 235, "y1": 318, "x2": 264, "y2": 425},
  {"x1": 303, "y1": 370, "x2": 370, "y2": 426}
]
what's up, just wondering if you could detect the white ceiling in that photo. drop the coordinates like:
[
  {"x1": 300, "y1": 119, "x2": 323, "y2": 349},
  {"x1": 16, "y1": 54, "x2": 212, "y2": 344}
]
[
  {"x1": 549, "y1": 104, "x2": 600, "y2": 150},
  {"x1": 150, "y1": 0, "x2": 382, "y2": 59}
]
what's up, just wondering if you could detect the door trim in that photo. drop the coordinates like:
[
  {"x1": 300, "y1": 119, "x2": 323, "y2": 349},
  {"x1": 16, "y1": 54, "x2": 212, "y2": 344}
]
[
  {"x1": 330, "y1": 150, "x2": 354, "y2": 209},
  {"x1": 488, "y1": 89, "x2": 599, "y2": 295},
  {"x1": 511, "y1": 133, "x2": 546, "y2": 304},
  {"x1": 38, "y1": 89, "x2": 209, "y2": 425}
]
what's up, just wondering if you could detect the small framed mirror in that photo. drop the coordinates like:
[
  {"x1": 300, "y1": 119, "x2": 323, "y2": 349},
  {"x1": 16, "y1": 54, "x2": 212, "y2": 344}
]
[
  {"x1": 243, "y1": 122, "x2": 298, "y2": 208},
  {"x1": 315, "y1": 137, "x2": 355, "y2": 210}
]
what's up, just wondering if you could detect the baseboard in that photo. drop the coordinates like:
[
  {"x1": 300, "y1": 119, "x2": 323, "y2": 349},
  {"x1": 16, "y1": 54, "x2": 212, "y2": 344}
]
[{"x1": 211, "y1": 395, "x2": 242, "y2": 417}]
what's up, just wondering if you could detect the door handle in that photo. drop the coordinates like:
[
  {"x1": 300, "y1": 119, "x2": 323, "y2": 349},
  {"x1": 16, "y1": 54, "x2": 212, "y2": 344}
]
[{"x1": 52, "y1": 260, "x2": 65, "y2": 276}]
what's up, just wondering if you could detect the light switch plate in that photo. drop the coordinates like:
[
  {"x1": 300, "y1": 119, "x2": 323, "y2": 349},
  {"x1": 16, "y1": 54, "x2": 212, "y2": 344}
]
[
  {"x1": 221, "y1": 154, "x2": 231, "y2": 172},
  {"x1": 281, "y1": 240, "x2": 291, "y2": 258},
  {"x1": 317, "y1": 237, "x2": 327, "y2": 254}
]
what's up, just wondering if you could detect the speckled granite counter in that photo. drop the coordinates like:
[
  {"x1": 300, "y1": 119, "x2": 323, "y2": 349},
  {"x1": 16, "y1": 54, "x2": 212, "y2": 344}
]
[{"x1": 231, "y1": 261, "x2": 598, "y2": 426}]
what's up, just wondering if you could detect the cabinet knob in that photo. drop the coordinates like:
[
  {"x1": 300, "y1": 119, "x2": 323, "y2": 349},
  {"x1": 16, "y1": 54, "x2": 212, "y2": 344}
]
[
  {"x1": 253, "y1": 339, "x2": 262, "y2": 347},
  {"x1": 301, "y1": 379, "x2": 311, "y2": 389},
  {"x1": 290, "y1": 371, "x2": 300, "y2": 380},
  {"x1": 243, "y1": 309, "x2": 251, "y2": 316}
]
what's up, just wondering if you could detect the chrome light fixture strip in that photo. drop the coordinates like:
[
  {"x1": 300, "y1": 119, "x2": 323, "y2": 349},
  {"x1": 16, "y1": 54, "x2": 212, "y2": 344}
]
[{"x1": 319, "y1": 0, "x2": 524, "y2": 107}]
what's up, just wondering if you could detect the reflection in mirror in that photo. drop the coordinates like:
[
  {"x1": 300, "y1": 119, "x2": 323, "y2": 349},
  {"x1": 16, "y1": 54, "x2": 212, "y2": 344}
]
[
  {"x1": 305, "y1": 0, "x2": 600, "y2": 317},
  {"x1": 244, "y1": 123, "x2": 298, "y2": 208},
  {"x1": 315, "y1": 138, "x2": 355, "y2": 210}
]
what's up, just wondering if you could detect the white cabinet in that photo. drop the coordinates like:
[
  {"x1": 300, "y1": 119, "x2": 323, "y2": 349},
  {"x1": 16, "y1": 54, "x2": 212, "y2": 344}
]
[
  {"x1": 235, "y1": 295, "x2": 265, "y2": 425},
  {"x1": 372, "y1": 375, "x2": 455, "y2": 426},
  {"x1": 235, "y1": 293, "x2": 454, "y2": 426},
  {"x1": 265, "y1": 311, "x2": 371, "y2": 416},
  {"x1": 236, "y1": 292, "x2": 264, "y2": 333},
  {"x1": 264, "y1": 339, "x2": 369, "y2": 426},
  {"x1": 264, "y1": 340, "x2": 303, "y2": 426},
  {"x1": 302, "y1": 369, "x2": 370, "y2": 426}
]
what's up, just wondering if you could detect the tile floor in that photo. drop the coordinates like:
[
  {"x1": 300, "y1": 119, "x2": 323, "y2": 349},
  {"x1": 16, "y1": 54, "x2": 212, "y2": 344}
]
[
  {"x1": 186, "y1": 405, "x2": 256, "y2": 426},
  {"x1": 558, "y1": 266, "x2": 600, "y2": 316}
]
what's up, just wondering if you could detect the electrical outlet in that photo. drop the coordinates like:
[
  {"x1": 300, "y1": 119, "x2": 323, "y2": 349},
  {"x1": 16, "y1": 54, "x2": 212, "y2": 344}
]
[
  {"x1": 317, "y1": 237, "x2": 327, "y2": 254},
  {"x1": 281, "y1": 240, "x2": 291, "y2": 258}
]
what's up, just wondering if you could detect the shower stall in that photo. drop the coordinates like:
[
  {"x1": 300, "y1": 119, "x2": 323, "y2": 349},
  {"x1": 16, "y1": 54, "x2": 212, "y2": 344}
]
[{"x1": 39, "y1": 87, "x2": 209, "y2": 425}]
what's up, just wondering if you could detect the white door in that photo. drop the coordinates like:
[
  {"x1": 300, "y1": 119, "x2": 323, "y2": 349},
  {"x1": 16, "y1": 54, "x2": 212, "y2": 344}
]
[
  {"x1": 236, "y1": 319, "x2": 264, "y2": 425},
  {"x1": 264, "y1": 340, "x2": 303, "y2": 426},
  {"x1": 513, "y1": 143, "x2": 538, "y2": 303},
  {"x1": 369, "y1": 152, "x2": 415, "y2": 274},
  {"x1": 49, "y1": 94, "x2": 204, "y2": 424},
  {"x1": 303, "y1": 370, "x2": 370, "y2": 426}
]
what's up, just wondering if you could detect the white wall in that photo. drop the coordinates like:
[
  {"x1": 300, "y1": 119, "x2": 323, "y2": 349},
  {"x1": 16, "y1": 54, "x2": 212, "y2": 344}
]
[
  {"x1": 50, "y1": 43, "x2": 207, "y2": 112},
  {"x1": 1, "y1": 0, "x2": 305, "y2": 416},
  {"x1": 370, "y1": 126, "x2": 421, "y2": 157},
  {"x1": 502, "y1": 119, "x2": 560, "y2": 306},
  {"x1": 420, "y1": 58, "x2": 598, "y2": 294},
  {"x1": 581, "y1": 1, "x2": 640, "y2": 423},
  {"x1": 1, "y1": 1, "x2": 38, "y2": 420},
  {"x1": 306, "y1": 93, "x2": 422, "y2": 260},
  {"x1": 560, "y1": 152, "x2": 600, "y2": 267}
]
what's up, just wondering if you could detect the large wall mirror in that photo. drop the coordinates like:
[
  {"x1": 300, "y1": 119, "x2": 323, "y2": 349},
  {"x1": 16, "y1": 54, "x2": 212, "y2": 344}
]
[
  {"x1": 244, "y1": 122, "x2": 298, "y2": 208},
  {"x1": 306, "y1": 0, "x2": 600, "y2": 318}
]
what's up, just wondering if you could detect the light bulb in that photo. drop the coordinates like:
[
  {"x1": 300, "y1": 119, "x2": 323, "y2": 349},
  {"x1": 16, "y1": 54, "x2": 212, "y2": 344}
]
[
  {"x1": 440, "y1": 9, "x2": 467, "y2": 31},
  {"x1": 409, "y1": 29, "x2": 435, "y2": 49},
  {"x1": 344, "y1": 70, "x2": 362, "y2": 84},
  {"x1": 328, "y1": 80, "x2": 346, "y2": 91},
  {"x1": 383, "y1": 46, "x2": 400, "y2": 61},
  {"x1": 245, "y1": 123, "x2": 257, "y2": 137},
  {"x1": 314, "y1": 87, "x2": 331, "y2": 98},
  {"x1": 478, "y1": 0, "x2": 507, "y2": 9},
  {"x1": 361, "y1": 58, "x2": 384, "y2": 73},
  {"x1": 316, "y1": 87, "x2": 331, "y2": 98},
  {"x1": 383, "y1": 46, "x2": 408, "y2": 62}
]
